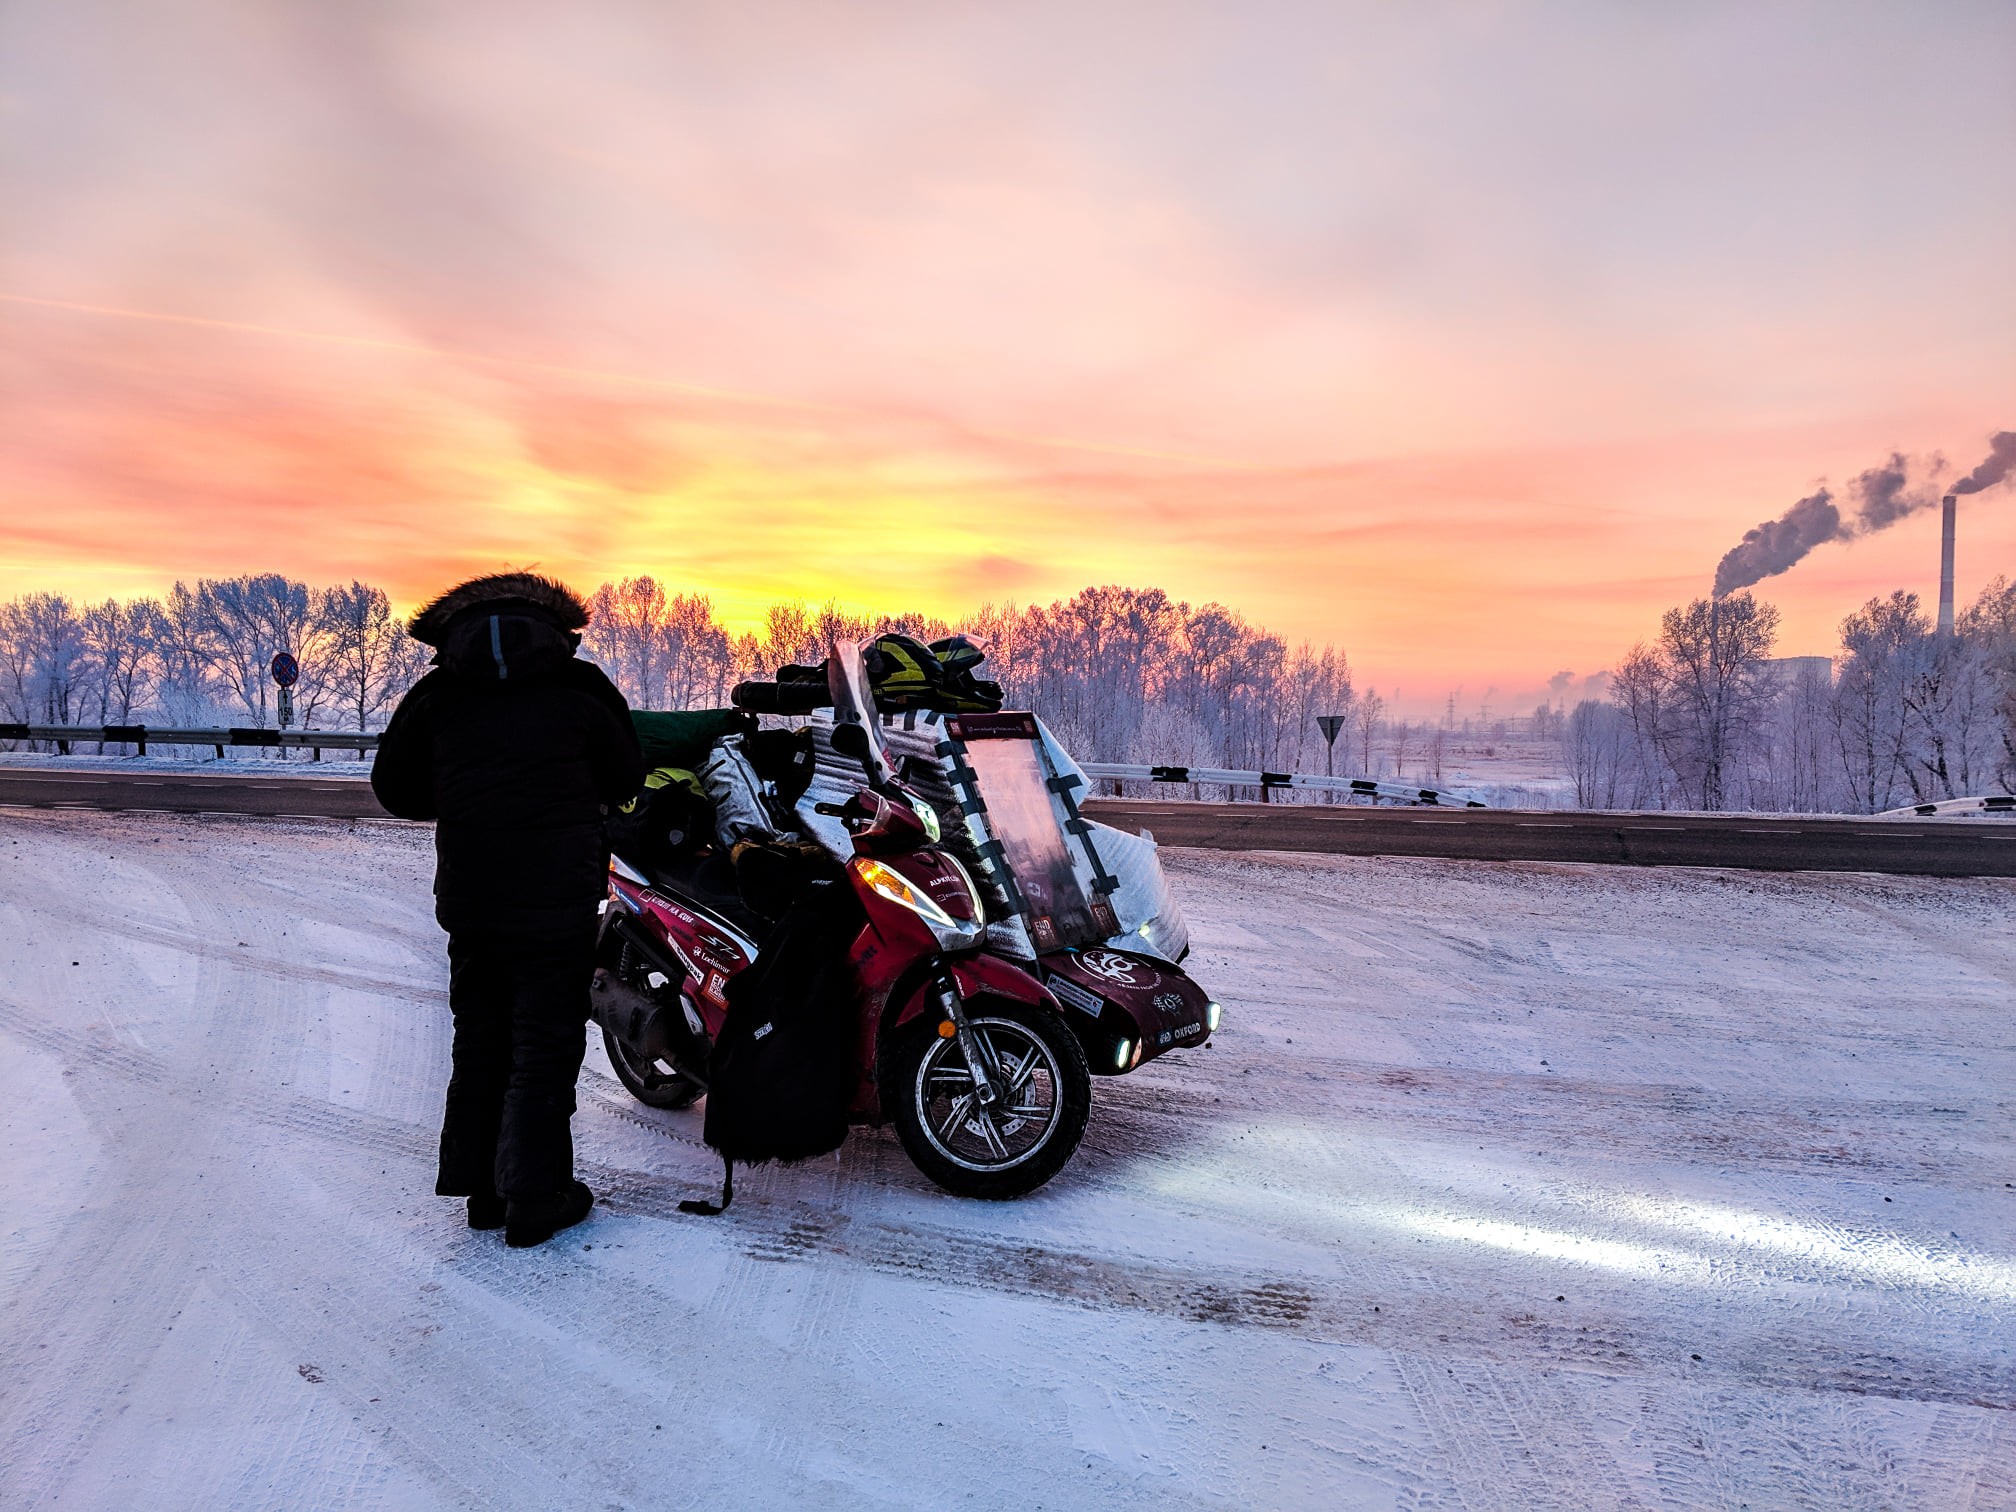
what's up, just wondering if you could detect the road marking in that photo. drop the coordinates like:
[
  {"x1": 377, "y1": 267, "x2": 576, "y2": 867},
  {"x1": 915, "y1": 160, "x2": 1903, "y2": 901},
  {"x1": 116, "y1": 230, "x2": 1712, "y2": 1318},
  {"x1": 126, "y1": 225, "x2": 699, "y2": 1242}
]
[{"x1": 1516, "y1": 822, "x2": 1573, "y2": 828}]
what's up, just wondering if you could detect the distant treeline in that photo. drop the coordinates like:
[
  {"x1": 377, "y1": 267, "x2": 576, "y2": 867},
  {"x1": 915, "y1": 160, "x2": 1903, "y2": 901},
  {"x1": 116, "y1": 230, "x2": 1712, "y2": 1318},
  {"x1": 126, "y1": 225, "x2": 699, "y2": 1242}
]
[
  {"x1": 1564, "y1": 578, "x2": 2016, "y2": 813},
  {"x1": 0, "y1": 575, "x2": 1353, "y2": 778}
]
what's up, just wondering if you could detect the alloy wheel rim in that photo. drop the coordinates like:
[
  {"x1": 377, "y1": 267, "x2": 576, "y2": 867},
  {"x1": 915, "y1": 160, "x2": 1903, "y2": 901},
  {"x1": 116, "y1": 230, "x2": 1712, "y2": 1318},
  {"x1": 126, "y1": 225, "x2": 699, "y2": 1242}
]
[{"x1": 914, "y1": 1016, "x2": 1063, "y2": 1172}]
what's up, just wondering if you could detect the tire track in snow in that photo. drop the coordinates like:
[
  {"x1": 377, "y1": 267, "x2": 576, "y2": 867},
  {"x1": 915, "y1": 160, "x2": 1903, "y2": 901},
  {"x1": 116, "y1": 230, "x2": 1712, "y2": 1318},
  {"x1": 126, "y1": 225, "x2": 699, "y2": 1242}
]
[
  {"x1": 0, "y1": 839, "x2": 307, "y2": 1507},
  {"x1": 1390, "y1": 1352, "x2": 1648, "y2": 1512},
  {"x1": 8, "y1": 978, "x2": 2012, "y2": 1418}
]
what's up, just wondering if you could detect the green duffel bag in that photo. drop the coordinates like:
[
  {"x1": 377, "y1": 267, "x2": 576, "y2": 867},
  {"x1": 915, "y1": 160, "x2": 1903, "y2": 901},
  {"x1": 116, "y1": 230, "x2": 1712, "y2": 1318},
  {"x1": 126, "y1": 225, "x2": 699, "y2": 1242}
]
[{"x1": 629, "y1": 708, "x2": 754, "y2": 772}]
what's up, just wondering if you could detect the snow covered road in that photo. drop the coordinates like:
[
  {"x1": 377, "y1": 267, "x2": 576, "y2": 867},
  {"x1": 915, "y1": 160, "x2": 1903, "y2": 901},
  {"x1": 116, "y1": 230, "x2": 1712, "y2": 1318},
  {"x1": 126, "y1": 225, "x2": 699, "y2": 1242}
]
[{"x1": 2, "y1": 810, "x2": 2012, "y2": 1510}]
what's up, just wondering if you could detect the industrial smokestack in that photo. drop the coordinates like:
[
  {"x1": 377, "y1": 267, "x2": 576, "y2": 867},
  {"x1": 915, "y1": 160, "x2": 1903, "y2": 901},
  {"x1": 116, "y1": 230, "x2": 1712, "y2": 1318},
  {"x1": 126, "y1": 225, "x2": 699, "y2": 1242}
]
[{"x1": 1938, "y1": 494, "x2": 1957, "y2": 636}]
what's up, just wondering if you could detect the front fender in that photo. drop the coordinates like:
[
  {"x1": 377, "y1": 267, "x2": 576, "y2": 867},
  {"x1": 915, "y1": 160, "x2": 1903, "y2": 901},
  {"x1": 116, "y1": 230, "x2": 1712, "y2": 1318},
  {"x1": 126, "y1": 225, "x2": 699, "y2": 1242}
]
[{"x1": 885, "y1": 952, "x2": 1059, "y2": 1032}]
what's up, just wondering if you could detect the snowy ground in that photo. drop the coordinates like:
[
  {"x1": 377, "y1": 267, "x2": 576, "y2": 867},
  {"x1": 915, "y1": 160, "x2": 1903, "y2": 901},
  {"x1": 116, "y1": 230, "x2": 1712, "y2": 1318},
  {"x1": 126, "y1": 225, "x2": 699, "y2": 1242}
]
[
  {"x1": 0, "y1": 750, "x2": 376, "y2": 776},
  {"x1": 1, "y1": 811, "x2": 2012, "y2": 1511}
]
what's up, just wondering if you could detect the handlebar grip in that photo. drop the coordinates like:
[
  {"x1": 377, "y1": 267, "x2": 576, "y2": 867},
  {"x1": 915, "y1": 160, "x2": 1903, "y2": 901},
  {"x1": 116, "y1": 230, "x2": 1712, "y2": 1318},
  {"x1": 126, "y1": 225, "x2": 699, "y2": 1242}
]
[
  {"x1": 730, "y1": 679, "x2": 831, "y2": 714},
  {"x1": 811, "y1": 801, "x2": 850, "y2": 817}
]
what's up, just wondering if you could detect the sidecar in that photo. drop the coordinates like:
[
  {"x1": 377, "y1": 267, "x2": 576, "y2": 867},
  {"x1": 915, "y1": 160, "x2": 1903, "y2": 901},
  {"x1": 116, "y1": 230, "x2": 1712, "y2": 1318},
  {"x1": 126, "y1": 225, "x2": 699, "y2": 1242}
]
[{"x1": 787, "y1": 679, "x2": 1221, "y2": 1076}]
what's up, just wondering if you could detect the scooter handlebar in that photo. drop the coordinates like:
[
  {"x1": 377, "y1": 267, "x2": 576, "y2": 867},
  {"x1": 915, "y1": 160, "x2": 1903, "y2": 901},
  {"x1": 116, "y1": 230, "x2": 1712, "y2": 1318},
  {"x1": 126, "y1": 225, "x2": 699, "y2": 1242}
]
[{"x1": 730, "y1": 679, "x2": 831, "y2": 714}]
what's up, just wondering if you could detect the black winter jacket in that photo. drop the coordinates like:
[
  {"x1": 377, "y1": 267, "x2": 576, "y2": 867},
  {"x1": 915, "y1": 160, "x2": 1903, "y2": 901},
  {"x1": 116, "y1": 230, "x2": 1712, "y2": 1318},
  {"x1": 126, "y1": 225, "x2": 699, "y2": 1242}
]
[{"x1": 372, "y1": 576, "x2": 644, "y2": 933}]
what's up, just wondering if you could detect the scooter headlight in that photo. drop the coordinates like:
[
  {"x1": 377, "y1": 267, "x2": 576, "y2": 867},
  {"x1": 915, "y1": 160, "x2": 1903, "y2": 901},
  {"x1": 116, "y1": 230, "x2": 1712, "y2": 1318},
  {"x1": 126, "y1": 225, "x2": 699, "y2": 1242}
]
[{"x1": 854, "y1": 858, "x2": 985, "y2": 951}]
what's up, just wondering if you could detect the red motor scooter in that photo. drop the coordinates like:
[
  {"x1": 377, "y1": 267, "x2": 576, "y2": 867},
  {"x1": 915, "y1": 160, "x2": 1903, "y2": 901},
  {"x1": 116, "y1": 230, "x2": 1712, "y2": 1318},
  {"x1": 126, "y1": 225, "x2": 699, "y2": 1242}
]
[{"x1": 592, "y1": 760, "x2": 1094, "y2": 1198}]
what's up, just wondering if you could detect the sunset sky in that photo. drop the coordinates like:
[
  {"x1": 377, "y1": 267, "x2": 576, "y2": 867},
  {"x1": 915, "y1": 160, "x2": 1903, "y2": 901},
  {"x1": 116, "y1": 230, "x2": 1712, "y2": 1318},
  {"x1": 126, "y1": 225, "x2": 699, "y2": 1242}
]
[{"x1": 3, "y1": 1, "x2": 2012, "y2": 711}]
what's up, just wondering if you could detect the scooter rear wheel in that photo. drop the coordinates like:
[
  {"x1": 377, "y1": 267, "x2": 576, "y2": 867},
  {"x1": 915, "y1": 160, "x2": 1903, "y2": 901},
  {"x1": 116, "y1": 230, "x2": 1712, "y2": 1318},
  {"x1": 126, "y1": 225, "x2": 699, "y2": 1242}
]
[
  {"x1": 600, "y1": 1026, "x2": 706, "y2": 1110},
  {"x1": 886, "y1": 1000, "x2": 1091, "y2": 1199}
]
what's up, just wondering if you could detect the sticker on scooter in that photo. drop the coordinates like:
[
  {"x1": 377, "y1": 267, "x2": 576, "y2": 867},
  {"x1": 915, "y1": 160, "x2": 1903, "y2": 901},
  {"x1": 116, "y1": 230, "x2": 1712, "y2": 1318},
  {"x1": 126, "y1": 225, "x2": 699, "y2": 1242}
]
[
  {"x1": 1079, "y1": 950, "x2": 1160, "y2": 988},
  {"x1": 1046, "y1": 974, "x2": 1105, "y2": 1018}
]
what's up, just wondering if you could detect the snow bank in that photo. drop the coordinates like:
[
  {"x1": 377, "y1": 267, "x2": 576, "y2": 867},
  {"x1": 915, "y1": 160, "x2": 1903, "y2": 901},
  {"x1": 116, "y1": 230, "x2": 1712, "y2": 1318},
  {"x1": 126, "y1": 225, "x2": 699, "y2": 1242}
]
[{"x1": 2, "y1": 810, "x2": 2011, "y2": 1509}]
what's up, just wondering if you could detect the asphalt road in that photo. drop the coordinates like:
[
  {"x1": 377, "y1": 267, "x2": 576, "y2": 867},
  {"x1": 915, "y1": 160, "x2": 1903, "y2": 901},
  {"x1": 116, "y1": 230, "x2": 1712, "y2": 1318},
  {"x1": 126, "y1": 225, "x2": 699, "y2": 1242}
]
[
  {"x1": 2, "y1": 766, "x2": 2011, "y2": 876},
  {"x1": 1080, "y1": 797, "x2": 2016, "y2": 877},
  {"x1": 0, "y1": 767, "x2": 391, "y2": 821}
]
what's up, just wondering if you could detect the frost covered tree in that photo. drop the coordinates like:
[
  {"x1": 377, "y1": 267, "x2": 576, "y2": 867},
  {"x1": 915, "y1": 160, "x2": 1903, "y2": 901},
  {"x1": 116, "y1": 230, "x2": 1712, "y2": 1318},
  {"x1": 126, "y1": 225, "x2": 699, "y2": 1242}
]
[
  {"x1": 164, "y1": 574, "x2": 324, "y2": 726},
  {"x1": 583, "y1": 578, "x2": 745, "y2": 710},
  {"x1": 1961, "y1": 576, "x2": 2016, "y2": 791},
  {"x1": 1562, "y1": 699, "x2": 1631, "y2": 808},
  {"x1": 1657, "y1": 593, "x2": 1780, "y2": 810},
  {"x1": 1832, "y1": 592, "x2": 1926, "y2": 813},
  {"x1": 0, "y1": 593, "x2": 86, "y2": 728},
  {"x1": 1352, "y1": 688, "x2": 1386, "y2": 777},
  {"x1": 79, "y1": 598, "x2": 159, "y2": 749},
  {"x1": 319, "y1": 582, "x2": 428, "y2": 732}
]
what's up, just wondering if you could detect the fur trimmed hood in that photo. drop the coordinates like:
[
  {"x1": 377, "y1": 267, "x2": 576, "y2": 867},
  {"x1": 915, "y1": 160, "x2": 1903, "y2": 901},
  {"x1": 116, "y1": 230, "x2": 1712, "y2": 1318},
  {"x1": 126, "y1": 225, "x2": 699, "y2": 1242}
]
[{"x1": 408, "y1": 572, "x2": 590, "y2": 647}]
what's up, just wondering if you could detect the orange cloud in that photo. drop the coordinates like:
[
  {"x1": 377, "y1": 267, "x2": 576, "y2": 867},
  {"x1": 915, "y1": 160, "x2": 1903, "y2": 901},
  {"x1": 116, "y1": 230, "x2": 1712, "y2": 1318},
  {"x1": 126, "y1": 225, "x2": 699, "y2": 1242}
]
[{"x1": 3, "y1": 3, "x2": 2012, "y2": 708}]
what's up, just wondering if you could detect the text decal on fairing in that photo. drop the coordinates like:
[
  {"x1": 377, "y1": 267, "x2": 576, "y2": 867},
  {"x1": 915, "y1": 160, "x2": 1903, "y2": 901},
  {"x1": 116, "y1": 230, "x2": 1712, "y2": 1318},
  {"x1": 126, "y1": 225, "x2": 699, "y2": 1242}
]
[{"x1": 1046, "y1": 974, "x2": 1105, "y2": 1018}]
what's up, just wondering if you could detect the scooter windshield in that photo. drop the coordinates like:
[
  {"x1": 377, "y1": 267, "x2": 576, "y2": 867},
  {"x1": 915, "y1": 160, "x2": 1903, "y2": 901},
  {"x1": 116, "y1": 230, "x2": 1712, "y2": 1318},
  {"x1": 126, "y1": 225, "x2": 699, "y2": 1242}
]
[
  {"x1": 827, "y1": 638, "x2": 897, "y2": 786},
  {"x1": 957, "y1": 726, "x2": 1101, "y2": 951}
]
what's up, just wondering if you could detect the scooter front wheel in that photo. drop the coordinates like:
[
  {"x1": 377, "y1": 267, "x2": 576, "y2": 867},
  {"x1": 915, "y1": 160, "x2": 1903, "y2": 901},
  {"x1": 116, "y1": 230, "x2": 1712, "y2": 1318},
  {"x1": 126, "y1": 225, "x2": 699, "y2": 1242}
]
[{"x1": 886, "y1": 1001, "x2": 1091, "y2": 1199}]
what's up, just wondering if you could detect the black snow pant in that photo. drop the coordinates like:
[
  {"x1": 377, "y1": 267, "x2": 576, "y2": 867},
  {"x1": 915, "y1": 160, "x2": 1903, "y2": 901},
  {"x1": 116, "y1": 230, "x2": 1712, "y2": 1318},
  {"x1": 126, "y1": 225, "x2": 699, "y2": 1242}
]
[{"x1": 435, "y1": 917, "x2": 598, "y2": 1201}]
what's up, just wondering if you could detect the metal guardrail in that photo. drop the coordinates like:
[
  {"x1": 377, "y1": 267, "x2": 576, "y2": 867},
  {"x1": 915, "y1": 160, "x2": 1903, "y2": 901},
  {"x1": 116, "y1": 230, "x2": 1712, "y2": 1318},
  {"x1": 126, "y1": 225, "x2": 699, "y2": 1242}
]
[
  {"x1": 1875, "y1": 794, "x2": 2016, "y2": 818},
  {"x1": 0, "y1": 723, "x2": 378, "y2": 756},
  {"x1": 3, "y1": 723, "x2": 1484, "y2": 804},
  {"x1": 1080, "y1": 761, "x2": 1486, "y2": 807}
]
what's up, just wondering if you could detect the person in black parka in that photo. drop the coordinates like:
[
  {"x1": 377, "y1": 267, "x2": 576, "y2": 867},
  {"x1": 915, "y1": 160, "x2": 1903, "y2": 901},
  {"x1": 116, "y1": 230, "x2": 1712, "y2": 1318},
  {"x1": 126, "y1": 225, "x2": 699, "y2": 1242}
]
[{"x1": 372, "y1": 573, "x2": 644, "y2": 1247}]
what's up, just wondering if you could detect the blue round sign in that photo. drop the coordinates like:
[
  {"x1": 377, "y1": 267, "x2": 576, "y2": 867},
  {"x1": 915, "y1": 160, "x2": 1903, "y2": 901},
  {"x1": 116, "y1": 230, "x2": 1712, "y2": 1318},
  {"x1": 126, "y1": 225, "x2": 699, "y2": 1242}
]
[{"x1": 270, "y1": 651, "x2": 300, "y2": 688}]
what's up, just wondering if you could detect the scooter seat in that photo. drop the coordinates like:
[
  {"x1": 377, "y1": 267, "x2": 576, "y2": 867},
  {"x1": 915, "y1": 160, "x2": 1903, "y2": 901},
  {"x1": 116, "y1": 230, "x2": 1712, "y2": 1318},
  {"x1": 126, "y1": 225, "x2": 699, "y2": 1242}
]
[{"x1": 641, "y1": 849, "x2": 766, "y2": 940}]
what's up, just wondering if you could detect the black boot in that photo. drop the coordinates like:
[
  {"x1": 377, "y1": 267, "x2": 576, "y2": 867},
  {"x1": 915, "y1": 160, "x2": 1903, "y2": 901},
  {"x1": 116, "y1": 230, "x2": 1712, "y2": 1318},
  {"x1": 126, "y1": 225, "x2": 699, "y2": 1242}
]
[
  {"x1": 466, "y1": 1194, "x2": 507, "y2": 1230},
  {"x1": 505, "y1": 1181, "x2": 595, "y2": 1248}
]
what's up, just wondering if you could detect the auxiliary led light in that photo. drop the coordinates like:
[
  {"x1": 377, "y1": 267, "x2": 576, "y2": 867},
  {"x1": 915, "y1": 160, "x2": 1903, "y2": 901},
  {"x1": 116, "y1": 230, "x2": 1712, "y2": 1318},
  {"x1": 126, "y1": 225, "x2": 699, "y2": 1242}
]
[
  {"x1": 1113, "y1": 1038, "x2": 1133, "y2": 1071},
  {"x1": 906, "y1": 795, "x2": 942, "y2": 842},
  {"x1": 1205, "y1": 1000, "x2": 1222, "y2": 1031}
]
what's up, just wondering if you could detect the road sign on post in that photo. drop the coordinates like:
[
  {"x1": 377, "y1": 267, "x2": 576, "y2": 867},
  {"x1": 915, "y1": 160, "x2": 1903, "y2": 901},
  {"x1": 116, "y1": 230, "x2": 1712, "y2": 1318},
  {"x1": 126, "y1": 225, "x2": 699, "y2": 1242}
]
[
  {"x1": 271, "y1": 652, "x2": 299, "y2": 733},
  {"x1": 1317, "y1": 715, "x2": 1346, "y2": 777}
]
